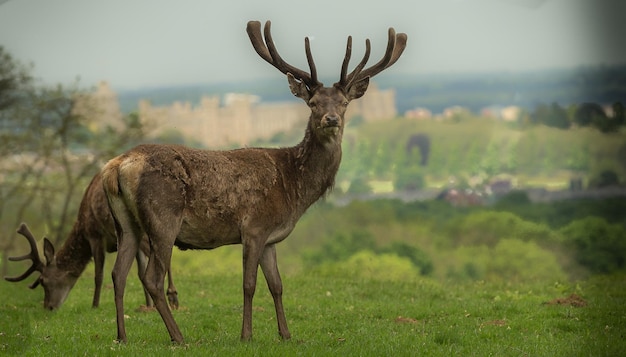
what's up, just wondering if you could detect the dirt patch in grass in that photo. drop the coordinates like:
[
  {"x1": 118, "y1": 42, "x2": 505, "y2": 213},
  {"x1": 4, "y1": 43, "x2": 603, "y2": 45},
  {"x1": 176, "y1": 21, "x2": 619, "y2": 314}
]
[
  {"x1": 543, "y1": 293, "x2": 587, "y2": 307},
  {"x1": 395, "y1": 316, "x2": 419, "y2": 324}
]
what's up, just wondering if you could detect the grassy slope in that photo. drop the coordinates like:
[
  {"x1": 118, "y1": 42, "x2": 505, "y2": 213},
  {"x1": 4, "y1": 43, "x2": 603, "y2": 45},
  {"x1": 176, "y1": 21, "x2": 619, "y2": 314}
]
[{"x1": 1, "y1": 263, "x2": 624, "y2": 356}]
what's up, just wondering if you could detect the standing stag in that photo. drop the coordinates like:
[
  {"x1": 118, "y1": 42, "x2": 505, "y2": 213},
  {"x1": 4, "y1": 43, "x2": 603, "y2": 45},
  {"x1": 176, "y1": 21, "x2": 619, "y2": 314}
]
[
  {"x1": 102, "y1": 20, "x2": 406, "y2": 343},
  {"x1": 4, "y1": 173, "x2": 179, "y2": 310}
]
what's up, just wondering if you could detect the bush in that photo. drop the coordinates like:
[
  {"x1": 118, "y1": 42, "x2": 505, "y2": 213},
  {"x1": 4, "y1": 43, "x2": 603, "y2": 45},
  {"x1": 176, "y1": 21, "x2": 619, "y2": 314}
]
[
  {"x1": 444, "y1": 239, "x2": 566, "y2": 282},
  {"x1": 313, "y1": 250, "x2": 420, "y2": 281},
  {"x1": 488, "y1": 239, "x2": 567, "y2": 282},
  {"x1": 452, "y1": 211, "x2": 556, "y2": 247},
  {"x1": 559, "y1": 217, "x2": 626, "y2": 274},
  {"x1": 347, "y1": 177, "x2": 372, "y2": 194},
  {"x1": 394, "y1": 165, "x2": 425, "y2": 191},
  {"x1": 303, "y1": 229, "x2": 377, "y2": 266},
  {"x1": 380, "y1": 242, "x2": 433, "y2": 276}
]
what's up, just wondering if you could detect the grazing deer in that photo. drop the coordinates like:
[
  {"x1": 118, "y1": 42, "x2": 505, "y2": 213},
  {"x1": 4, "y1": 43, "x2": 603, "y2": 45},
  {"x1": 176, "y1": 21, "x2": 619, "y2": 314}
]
[
  {"x1": 4, "y1": 173, "x2": 179, "y2": 310},
  {"x1": 101, "y1": 20, "x2": 406, "y2": 343}
]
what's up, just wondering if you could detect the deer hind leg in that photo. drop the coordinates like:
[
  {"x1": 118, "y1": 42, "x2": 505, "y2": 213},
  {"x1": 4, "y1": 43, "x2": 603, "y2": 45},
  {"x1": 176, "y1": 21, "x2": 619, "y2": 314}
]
[
  {"x1": 260, "y1": 244, "x2": 291, "y2": 340},
  {"x1": 110, "y1": 204, "x2": 141, "y2": 343},
  {"x1": 141, "y1": 223, "x2": 184, "y2": 343}
]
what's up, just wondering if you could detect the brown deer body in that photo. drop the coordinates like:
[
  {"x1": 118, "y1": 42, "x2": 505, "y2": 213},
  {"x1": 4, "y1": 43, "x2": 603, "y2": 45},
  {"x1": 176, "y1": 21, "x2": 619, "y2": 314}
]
[
  {"x1": 4, "y1": 173, "x2": 179, "y2": 310},
  {"x1": 102, "y1": 20, "x2": 406, "y2": 343}
]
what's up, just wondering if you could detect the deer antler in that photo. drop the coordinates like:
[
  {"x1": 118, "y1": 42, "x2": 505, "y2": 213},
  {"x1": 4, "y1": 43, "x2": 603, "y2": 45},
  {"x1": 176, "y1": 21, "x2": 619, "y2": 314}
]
[
  {"x1": 336, "y1": 27, "x2": 407, "y2": 90},
  {"x1": 246, "y1": 20, "x2": 321, "y2": 91},
  {"x1": 4, "y1": 223, "x2": 44, "y2": 289}
]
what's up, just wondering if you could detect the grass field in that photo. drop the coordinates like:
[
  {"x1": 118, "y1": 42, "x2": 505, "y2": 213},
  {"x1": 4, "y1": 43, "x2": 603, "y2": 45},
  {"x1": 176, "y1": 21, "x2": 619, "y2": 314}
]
[{"x1": 1, "y1": 264, "x2": 624, "y2": 356}]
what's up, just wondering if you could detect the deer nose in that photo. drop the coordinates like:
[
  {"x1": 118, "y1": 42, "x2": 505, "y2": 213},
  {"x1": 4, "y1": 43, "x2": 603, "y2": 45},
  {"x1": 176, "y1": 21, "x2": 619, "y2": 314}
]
[{"x1": 325, "y1": 115, "x2": 339, "y2": 127}]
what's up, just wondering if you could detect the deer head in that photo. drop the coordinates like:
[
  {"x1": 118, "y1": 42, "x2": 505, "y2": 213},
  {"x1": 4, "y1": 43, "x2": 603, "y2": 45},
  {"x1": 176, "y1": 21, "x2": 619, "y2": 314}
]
[
  {"x1": 5, "y1": 223, "x2": 78, "y2": 310},
  {"x1": 246, "y1": 21, "x2": 407, "y2": 143}
]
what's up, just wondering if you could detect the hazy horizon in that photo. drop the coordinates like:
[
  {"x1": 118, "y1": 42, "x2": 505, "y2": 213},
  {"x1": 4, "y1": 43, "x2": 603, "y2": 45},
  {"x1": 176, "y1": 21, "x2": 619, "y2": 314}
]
[{"x1": 1, "y1": 0, "x2": 625, "y2": 91}]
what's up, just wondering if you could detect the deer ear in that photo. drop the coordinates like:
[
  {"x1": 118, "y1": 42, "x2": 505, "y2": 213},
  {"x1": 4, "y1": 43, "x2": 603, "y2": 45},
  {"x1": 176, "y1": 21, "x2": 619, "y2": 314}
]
[
  {"x1": 43, "y1": 238, "x2": 55, "y2": 266},
  {"x1": 347, "y1": 76, "x2": 369, "y2": 100},
  {"x1": 287, "y1": 73, "x2": 311, "y2": 102}
]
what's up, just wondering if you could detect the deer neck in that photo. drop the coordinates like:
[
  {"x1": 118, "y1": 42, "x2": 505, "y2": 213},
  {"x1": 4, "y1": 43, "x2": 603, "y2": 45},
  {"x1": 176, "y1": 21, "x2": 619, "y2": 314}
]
[
  {"x1": 55, "y1": 226, "x2": 93, "y2": 277},
  {"x1": 290, "y1": 120, "x2": 343, "y2": 207}
]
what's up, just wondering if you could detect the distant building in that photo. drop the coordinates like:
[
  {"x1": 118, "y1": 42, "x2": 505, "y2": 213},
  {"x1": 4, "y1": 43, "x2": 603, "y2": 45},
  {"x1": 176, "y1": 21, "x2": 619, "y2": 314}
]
[
  {"x1": 404, "y1": 107, "x2": 432, "y2": 120},
  {"x1": 481, "y1": 105, "x2": 521, "y2": 122},
  {"x1": 72, "y1": 81, "x2": 124, "y2": 132},
  {"x1": 74, "y1": 81, "x2": 397, "y2": 148},
  {"x1": 442, "y1": 106, "x2": 470, "y2": 119},
  {"x1": 138, "y1": 82, "x2": 398, "y2": 148},
  {"x1": 346, "y1": 82, "x2": 397, "y2": 122}
]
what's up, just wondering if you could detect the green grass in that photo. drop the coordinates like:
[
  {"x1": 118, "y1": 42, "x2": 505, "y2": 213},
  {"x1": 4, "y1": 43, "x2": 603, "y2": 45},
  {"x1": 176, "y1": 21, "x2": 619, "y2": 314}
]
[{"x1": 1, "y1": 266, "x2": 624, "y2": 356}]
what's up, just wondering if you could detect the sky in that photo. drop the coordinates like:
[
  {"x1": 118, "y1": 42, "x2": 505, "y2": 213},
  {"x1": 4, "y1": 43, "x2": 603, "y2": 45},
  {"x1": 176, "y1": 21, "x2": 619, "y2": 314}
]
[{"x1": 0, "y1": 0, "x2": 624, "y2": 90}]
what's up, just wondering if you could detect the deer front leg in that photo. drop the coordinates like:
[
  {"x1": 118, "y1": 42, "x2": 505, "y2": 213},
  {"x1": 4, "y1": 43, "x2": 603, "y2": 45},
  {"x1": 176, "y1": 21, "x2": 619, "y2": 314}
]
[
  {"x1": 241, "y1": 237, "x2": 264, "y2": 341},
  {"x1": 260, "y1": 244, "x2": 291, "y2": 340},
  {"x1": 91, "y1": 241, "x2": 105, "y2": 308},
  {"x1": 135, "y1": 250, "x2": 154, "y2": 308}
]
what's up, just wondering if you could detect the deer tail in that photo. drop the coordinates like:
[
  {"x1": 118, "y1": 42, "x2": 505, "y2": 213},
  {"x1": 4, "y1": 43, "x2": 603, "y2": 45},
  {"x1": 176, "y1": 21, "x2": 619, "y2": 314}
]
[{"x1": 101, "y1": 156, "x2": 123, "y2": 197}]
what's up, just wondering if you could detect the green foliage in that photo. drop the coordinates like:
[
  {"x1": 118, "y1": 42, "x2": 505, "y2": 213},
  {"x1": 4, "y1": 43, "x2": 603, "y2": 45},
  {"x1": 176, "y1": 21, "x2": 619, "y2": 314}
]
[
  {"x1": 492, "y1": 196, "x2": 626, "y2": 229},
  {"x1": 588, "y1": 169, "x2": 621, "y2": 188},
  {"x1": 492, "y1": 190, "x2": 531, "y2": 208},
  {"x1": 444, "y1": 239, "x2": 566, "y2": 282},
  {"x1": 449, "y1": 210, "x2": 556, "y2": 247},
  {"x1": 337, "y1": 116, "x2": 626, "y2": 187},
  {"x1": 530, "y1": 102, "x2": 570, "y2": 129},
  {"x1": 488, "y1": 239, "x2": 567, "y2": 281},
  {"x1": 559, "y1": 217, "x2": 626, "y2": 274},
  {"x1": 393, "y1": 164, "x2": 425, "y2": 191},
  {"x1": 313, "y1": 250, "x2": 420, "y2": 281},
  {"x1": 285, "y1": 196, "x2": 626, "y2": 284},
  {"x1": 303, "y1": 229, "x2": 376, "y2": 266},
  {"x1": 346, "y1": 177, "x2": 372, "y2": 194},
  {"x1": 380, "y1": 241, "x2": 434, "y2": 276}
]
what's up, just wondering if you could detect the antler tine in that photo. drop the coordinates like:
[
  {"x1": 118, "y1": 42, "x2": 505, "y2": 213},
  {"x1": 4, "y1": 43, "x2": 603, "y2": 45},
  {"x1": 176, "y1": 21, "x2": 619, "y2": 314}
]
[
  {"x1": 338, "y1": 36, "x2": 353, "y2": 87},
  {"x1": 246, "y1": 20, "x2": 273, "y2": 64},
  {"x1": 247, "y1": 20, "x2": 321, "y2": 90},
  {"x1": 346, "y1": 27, "x2": 407, "y2": 84},
  {"x1": 304, "y1": 37, "x2": 319, "y2": 87},
  {"x1": 4, "y1": 223, "x2": 44, "y2": 286},
  {"x1": 339, "y1": 38, "x2": 371, "y2": 89}
]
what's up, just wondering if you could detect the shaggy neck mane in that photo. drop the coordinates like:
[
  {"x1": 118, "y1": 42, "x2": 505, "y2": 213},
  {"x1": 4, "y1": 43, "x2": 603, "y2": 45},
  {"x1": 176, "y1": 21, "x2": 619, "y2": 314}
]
[{"x1": 289, "y1": 120, "x2": 342, "y2": 205}]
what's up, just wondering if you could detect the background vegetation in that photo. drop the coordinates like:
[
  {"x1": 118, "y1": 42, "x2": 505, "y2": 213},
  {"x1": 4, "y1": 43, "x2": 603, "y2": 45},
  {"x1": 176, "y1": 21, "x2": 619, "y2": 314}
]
[{"x1": 1, "y1": 46, "x2": 625, "y2": 355}]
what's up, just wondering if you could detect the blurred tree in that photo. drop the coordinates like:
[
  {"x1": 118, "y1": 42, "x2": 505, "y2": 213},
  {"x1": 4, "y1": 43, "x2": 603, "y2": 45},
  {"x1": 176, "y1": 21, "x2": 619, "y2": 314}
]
[
  {"x1": 380, "y1": 241, "x2": 433, "y2": 276},
  {"x1": 371, "y1": 142, "x2": 393, "y2": 179},
  {"x1": 394, "y1": 164, "x2": 425, "y2": 191},
  {"x1": 405, "y1": 133, "x2": 430, "y2": 166},
  {"x1": 559, "y1": 217, "x2": 626, "y2": 274},
  {"x1": 530, "y1": 102, "x2": 570, "y2": 129},
  {"x1": 546, "y1": 102, "x2": 570, "y2": 129},
  {"x1": 0, "y1": 48, "x2": 146, "y2": 276},
  {"x1": 0, "y1": 46, "x2": 33, "y2": 111},
  {"x1": 588, "y1": 169, "x2": 621, "y2": 188},
  {"x1": 613, "y1": 102, "x2": 625, "y2": 126},
  {"x1": 304, "y1": 229, "x2": 376, "y2": 266},
  {"x1": 574, "y1": 102, "x2": 605, "y2": 127},
  {"x1": 347, "y1": 176, "x2": 371, "y2": 194}
]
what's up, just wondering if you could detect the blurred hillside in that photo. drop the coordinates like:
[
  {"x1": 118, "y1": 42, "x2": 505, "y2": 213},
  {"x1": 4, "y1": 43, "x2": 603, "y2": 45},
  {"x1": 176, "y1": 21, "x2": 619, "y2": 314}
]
[{"x1": 117, "y1": 65, "x2": 626, "y2": 115}]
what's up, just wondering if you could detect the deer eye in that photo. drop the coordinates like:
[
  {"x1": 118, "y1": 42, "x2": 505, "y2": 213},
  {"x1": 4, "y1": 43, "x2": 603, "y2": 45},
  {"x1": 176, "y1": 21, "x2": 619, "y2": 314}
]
[{"x1": 342, "y1": 101, "x2": 349, "y2": 107}]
